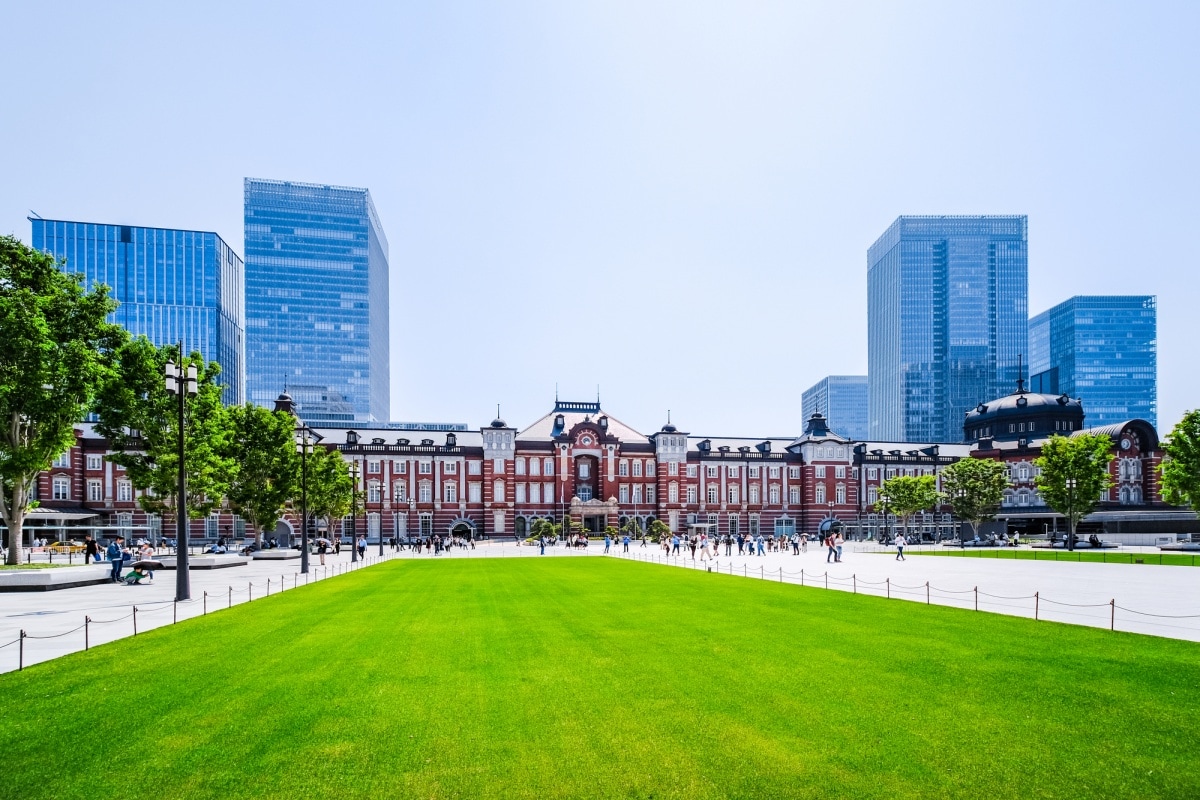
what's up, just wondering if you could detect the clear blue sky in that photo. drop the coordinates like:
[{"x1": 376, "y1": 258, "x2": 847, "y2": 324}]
[{"x1": 3, "y1": 2, "x2": 1196, "y2": 437}]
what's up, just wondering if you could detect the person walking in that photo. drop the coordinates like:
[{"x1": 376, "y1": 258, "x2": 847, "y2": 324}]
[
  {"x1": 724, "y1": 534, "x2": 733, "y2": 557},
  {"x1": 106, "y1": 537, "x2": 125, "y2": 583},
  {"x1": 603, "y1": 533, "x2": 611, "y2": 553},
  {"x1": 756, "y1": 534, "x2": 766, "y2": 557},
  {"x1": 801, "y1": 535, "x2": 808, "y2": 554},
  {"x1": 736, "y1": 533, "x2": 745, "y2": 555},
  {"x1": 825, "y1": 534, "x2": 836, "y2": 563},
  {"x1": 356, "y1": 535, "x2": 367, "y2": 560},
  {"x1": 622, "y1": 534, "x2": 630, "y2": 553},
  {"x1": 894, "y1": 533, "x2": 907, "y2": 561},
  {"x1": 539, "y1": 536, "x2": 546, "y2": 555},
  {"x1": 834, "y1": 533, "x2": 844, "y2": 563},
  {"x1": 84, "y1": 535, "x2": 99, "y2": 565},
  {"x1": 671, "y1": 534, "x2": 681, "y2": 555},
  {"x1": 317, "y1": 538, "x2": 328, "y2": 565}
]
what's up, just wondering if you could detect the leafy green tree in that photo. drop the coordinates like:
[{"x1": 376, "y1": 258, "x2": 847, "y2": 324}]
[
  {"x1": 224, "y1": 404, "x2": 299, "y2": 544},
  {"x1": 528, "y1": 518, "x2": 561, "y2": 541},
  {"x1": 1, "y1": 236, "x2": 126, "y2": 564},
  {"x1": 647, "y1": 518, "x2": 671, "y2": 543},
  {"x1": 1160, "y1": 410, "x2": 1200, "y2": 515},
  {"x1": 93, "y1": 337, "x2": 234, "y2": 528},
  {"x1": 939, "y1": 457, "x2": 1010, "y2": 541},
  {"x1": 877, "y1": 474, "x2": 940, "y2": 541},
  {"x1": 1034, "y1": 433, "x2": 1114, "y2": 549},
  {"x1": 302, "y1": 446, "x2": 354, "y2": 542}
]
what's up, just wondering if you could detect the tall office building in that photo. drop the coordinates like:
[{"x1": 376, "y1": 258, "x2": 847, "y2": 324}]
[
  {"x1": 801, "y1": 376, "x2": 869, "y2": 441},
  {"x1": 1029, "y1": 296, "x2": 1157, "y2": 429},
  {"x1": 30, "y1": 218, "x2": 245, "y2": 404},
  {"x1": 868, "y1": 215, "x2": 1028, "y2": 443},
  {"x1": 244, "y1": 178, "x2": 390, "y2": 423}
]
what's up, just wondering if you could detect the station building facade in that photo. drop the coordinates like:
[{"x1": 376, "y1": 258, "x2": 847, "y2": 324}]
[{"x1": 14, "y1": 393, "x2": 1193, "y2": 549}]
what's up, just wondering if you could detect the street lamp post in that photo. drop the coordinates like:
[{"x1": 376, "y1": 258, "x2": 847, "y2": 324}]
[
  {"x1": 879, "y1": 490, "x2": 890, "y2": 544},
  {"x1": 349, "y1": 462, "x2": 360, "y2": 563},
  {"x1": 299, "y1": 432, "x2": 312, "y2": 574},
  {"x1": 1065, "y1": 477, "x2": 1077, "y2": 551},
  {"x1": 164, "y1": 345, "x2": 197, "y2": 602},
  {"x1": 408, "y1": 496, "x2": 416, "y2": 547}
]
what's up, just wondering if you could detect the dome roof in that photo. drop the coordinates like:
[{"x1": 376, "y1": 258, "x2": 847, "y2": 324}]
[
  {"x1": 964, "y1": 389, "x2": 1080, "y2": 422},
  {"x1": 490, "y1": 417, "x2": 507, "y2": 428},
  {"x1": 661, "y1": 423, "x2": 678, "y2": 433}
]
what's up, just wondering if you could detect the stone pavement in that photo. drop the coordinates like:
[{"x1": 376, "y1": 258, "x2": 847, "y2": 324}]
[
  {"x1": 3, "y1": 539, "x2": 1197, "y2": 673},
  {"x1": 610, "y1": 541, "x2": 1200, "y2": 642}
]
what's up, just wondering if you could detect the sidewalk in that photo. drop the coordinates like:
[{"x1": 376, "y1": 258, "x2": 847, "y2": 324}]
[{"x1": 609, "y1": 542, "x2": 1200, "y2": 642}]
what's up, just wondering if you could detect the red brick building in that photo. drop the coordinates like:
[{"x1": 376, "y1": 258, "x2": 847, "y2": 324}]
[{"x1": 12, "y1": 391, "x2": 1194, "y2": 547}]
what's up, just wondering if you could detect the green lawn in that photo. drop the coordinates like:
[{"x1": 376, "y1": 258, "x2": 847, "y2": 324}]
[
  {"x1": 909, "y1": 547, "x2": 1200, "y2": 567},
  {"x1": 0, "y1": 562, "x2": 67, "y2": 570},
  {"x1": 2, "y1": 559, "x2": 1197, "y2": 799}
]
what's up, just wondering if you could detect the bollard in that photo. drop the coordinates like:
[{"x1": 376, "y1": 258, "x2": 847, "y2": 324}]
[
  {"x1": 229, "y1": 586, "x2": 233, "y2": 609},
  {"x1": 886, "y1": 577, "x2": 890, "y2": 599},
  {"x1": 925, "y1": 582, "x2": 930, "y2": 605},
  {"x1": 85, "y1": 617, "x2": 90, "y2": 650},
  {"x1": 760, "y1": 565, "x2": 764, "y2": 579},
  {"x1": 248, "y1": 582, "x2": 253, "y2": 601},
  {"x1": 779, "y1": 567, "x2": 783, "y2": 583},
  {"x1": 19, "y1": 630, "x2": 25, "y2": 671},
  {"x1": 853, "y1": 574, "x2": 857, "y2": 594},
  {"x1": 266, "y1": 579, "x2": 270, "y2": 597},
  {"x1": 203, "y1": 592, "x2": 208, "y2": 615},
  {"x1": 974, "y1": 587, "x2": 978, "y2": 611},
  {"x1": 1035, "y1": 591, "x2": 1039, "y2": 620},
  {"x1": 1110, "y1": 599, "x2": 1115, "y2": 631},
  {"x1": 173, "y1": 599, "x2": 178, "y2": 624},
  {"x1": 133, "y1": 607, "x2": 138, "y2": 636},
  {"x1": 801, "y1": 569, "x2": 805, "y2": 586}
]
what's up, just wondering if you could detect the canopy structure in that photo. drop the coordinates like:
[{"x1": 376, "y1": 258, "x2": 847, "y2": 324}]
[{"x1": 818, "y1": 518, "x2": 843, "y2": 534}]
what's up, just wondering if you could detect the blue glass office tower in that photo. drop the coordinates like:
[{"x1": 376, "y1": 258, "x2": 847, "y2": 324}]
[
  {"x1": 868, "y1": 215, "x2": 1028, "y2": 443},
  {"x1": 30, "y1": 218, "x2": 245, "y2": 404},
  {"x1": 244, "y1": 178, "x2": 390, "y2": 422},
  {"x1": 802, "y1": 376, "x2": 869, "y2": 440},
  {"x1": 1029, "y1": 296, "x2": 1157, "y2": 429}
]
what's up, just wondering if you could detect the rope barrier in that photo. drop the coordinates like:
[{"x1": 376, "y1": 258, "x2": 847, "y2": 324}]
[{"x1": 22, "y1": 624, "x2": 86, "y2": 640}]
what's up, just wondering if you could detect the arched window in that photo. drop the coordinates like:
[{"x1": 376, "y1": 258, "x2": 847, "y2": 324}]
[
  {"x1": 836, "y1": 484, "x2": 846, "y2": 504},
  {"x1": 52, "y1": 476, "x2": 70, "y2": 500},
  {"x1": 367, "y1": 481, "x2": 381, "y2": 503},
  {"x1": 707, "y1": 485, "x2": 718, "y2": 503},
  {"x1": 493, "y1": 480, "x2": 505, "y2": 501},
  {"x1": 668, "y1": 482, "x2": 678, "y2": 504}
]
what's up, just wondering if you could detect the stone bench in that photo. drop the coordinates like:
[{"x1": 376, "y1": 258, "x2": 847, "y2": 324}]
[
  {"x1": 249, "y1": 549, "x2": 303, "y2": 561},
  {"x1": 0, "y1": 564, "x2": 113, "y2": 592},
  {"x1": 157, "y1": 554, "x2": 249, "y2": 570}
]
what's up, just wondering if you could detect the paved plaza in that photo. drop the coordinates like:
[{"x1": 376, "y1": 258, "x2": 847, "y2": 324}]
[{"x1": 2, "y1": 540, "x2": 1198, "y2": 673}]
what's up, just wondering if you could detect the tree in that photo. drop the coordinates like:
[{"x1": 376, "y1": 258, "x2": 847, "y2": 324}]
[
  {"x1": 1, "y1": 236, "x2": 126, "y2": 565},
  {"x1": 93, "y1": 337, "x2": 234, "y2": 530},
  {"x1": 1160, "y1": 410, "x2": 1200, "y2": 515},
  {"x1": 1034, "y1": 433, "x2": 1114, "y2": 550},
  {"x1": 647, "y1": 518, "x2": 671, "y2": 543},
  {"x1": 877, "y1": 474, "x2": 939, "y2": 542},
  {"x1": 224, "y1": 404, "x2": 299, "y2": 544},
  {"x1": 303, "y1": 445, "x2": 354, "y2": 542},
  {"x1": 940, "y1": 457, "x2": 1009, "y2": 542}
]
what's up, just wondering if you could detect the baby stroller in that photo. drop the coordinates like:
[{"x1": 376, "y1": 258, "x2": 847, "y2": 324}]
[{"x1": 123, "y1": 559, "x2": 163, "y2": 585}]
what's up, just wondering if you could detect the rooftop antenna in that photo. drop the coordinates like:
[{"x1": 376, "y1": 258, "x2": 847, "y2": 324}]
[
  {"x1": 668, "y1": 409, "x2": 671, "y2": 424},
  {"x1": 1016, "y1": 354, "x2": 1025, "y2": 393},
  {"x1": 596, "y1": 385, "x2": 600, "y2": 405}
]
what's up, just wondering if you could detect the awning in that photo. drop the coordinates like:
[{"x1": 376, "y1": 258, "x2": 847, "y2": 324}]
[{"x1": 22, "y1": 507, "x2": 99, "y2": 522}]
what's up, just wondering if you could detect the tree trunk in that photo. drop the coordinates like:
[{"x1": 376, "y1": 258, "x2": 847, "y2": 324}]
[{"x1": 3, "y1": 479, "x2": 30, "y2": 566}]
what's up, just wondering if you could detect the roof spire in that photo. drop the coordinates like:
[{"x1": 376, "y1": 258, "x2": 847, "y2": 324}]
[{"x1": 1016, "y1": 354, "x2": 1026, "y2": 393}]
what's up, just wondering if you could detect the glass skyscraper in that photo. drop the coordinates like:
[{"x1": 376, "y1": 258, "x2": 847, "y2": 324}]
[
  {"x1": 801, "y1": 376, "x2": 869, "y2": 441},
  {"x1": 1029, "y1": 296, "x2": 1157, "y2": 429},
  {"x1": 243, "y1": 178, "x2": 390, "y2": 423},
  {"x1": 30, "y1": 218, "x2": 245, "y2": 404},
  {"x1": 868, "y1": 215, "x2": 1028, "y2": 443}
]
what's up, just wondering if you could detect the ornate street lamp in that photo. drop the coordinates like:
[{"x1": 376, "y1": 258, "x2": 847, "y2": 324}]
[
  {"x1": 164, "y1": 344, "x2": 197, "y2": 602},
  {"x1": 349, "y1": 461, "x2": 360, "y2": 563},
  {"x1": 1065, "y1": 477, "x2": 1077, "y2": 551},
  {"x1": 298, "y1": 430, "x2": 314, "y2": 574},
  {"x1": 878, "y1": 490, "x2": 891, "y2": 544}
]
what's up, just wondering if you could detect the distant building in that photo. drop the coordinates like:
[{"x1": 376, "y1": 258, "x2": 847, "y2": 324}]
[
  {"x1": 801, "y1": 376, "x2": 869, "y2": 440},
  {"x1": 30, "y1": 218, "x2": 245, "y2": 404},
  {"x1": 868, "y1": 215, "x2": 1028, "y2": 442},
  {"x1": 243, "y1": 178, "x2": 390, "y2": 422},
  {"x1": 1029, "y1": 296, "x2": 1157, "y2": 429}
]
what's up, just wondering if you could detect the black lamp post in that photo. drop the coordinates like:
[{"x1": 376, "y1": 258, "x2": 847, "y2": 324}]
[
  {"x1": 164, "y1": 344, "x2": 197, "y2": 602},
  {"x1": 1065, "y1": 477, "x2": 1077, "y2": 551},
  {"x1": 879, "y1": 490, "x2": 891, "y2": 544},
  {"x1": 299, "y1": 431, "x2": 313, "y2": 574},
  {"x1": 408, "y1": 496, "x2": 416, "y2": 545},
  {"x1": 349, "y1": 461, "x2": 360, "y2": 563}
]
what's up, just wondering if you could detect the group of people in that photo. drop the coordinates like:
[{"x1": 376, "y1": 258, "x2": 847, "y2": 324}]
[{"x1": 102, "y1": 536, "x2": 158, "y2": 584}]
